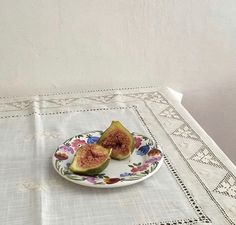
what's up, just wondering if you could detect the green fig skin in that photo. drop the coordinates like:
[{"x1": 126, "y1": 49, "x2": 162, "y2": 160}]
[{"x1": 98, "y1": 121, "x2": 134, "y2": 160}]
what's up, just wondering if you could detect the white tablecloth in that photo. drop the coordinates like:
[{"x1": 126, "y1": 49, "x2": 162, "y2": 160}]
[{"x1": 0, "y1": 86, "x2": 235, "y2": 225}]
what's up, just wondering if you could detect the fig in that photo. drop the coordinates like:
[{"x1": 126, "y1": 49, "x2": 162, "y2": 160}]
[
  {"x1": 98, "y1": 121, "x2": 134, "y2": 160},
  {"x1": 69, "y1": 144, "x2": 111, "y2": 175}
]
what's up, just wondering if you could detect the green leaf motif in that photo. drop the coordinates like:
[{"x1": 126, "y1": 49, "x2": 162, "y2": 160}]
[
  {"x1": 66, "y1": 174, "x2": 86, "y2": 181},
  {"x1": 97, "y1": 173, "x2": 106, "y2": 178},
  {"x1": 55, "y1": 160, "x2": 60, "y2": 171},
  {"x1": 150, "y1": 162, "x2": 158, "y2": 172},
  {"x1": 64, "y1": 170, "x2": 73, "y2": 175},
  {"x1": 148, "y1": 140, "x2": 153, "y2": 146},
  {"x1": 76, "y1": 135, "x2": 83, "y2": 138},
  {"x1": 142, "y1": 136, "x2": 148, "y2": 141},
  {"x1": 60, "y1": 167, "x2": 64, "y2": 175}
]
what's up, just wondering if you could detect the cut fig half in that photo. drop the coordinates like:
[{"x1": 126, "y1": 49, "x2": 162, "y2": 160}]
[
  {"x1": 69, "y1": 144, "x2": 111, "y2": 175},
  {"x1": 98, "y1": 121, "x2": 134, "y2": 160}
]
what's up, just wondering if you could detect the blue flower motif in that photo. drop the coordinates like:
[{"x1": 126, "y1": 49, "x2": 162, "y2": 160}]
[
  {"x1": 137, "y1": 145, "x2": 150, "y2": 156},
  {"x1": 87, "y1": 136, "x2": 100, "y2": 144},
  {"x1": 120, "y1": 172, "x2": 132, "y2": 177}
]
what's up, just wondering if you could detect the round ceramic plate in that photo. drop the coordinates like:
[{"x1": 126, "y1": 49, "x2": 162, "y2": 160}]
[{"x1": 52, "y1": 131, "x2": 164, "y2": 188}]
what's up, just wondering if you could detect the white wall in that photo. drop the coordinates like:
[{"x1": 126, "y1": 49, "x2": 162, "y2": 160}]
[
  {"x1": 0, "y1": 0, "x2": 235, "y2": 95},
  {"x1": 0, "y1": 0, "x2": 235, "y2": 162}
]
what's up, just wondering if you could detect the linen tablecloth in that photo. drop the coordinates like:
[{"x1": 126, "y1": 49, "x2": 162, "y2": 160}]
[{"x1": 0, "y1": 86, "x2": 235, "y2": 225}]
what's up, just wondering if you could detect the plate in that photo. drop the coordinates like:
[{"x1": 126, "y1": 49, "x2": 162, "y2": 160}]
[{"x1": 52, "y1": 131, "x2": 164, "y2": 188}]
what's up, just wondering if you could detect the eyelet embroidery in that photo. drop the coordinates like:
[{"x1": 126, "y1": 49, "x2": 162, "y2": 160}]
[
  {"x1": 24, "y1": 131, "x2": 61, "y2": 142},
  {"x1": 189, "y1": 146, "x2": 222, "y2": 168},
  {"x1": 172, "y1": 124, "x2": 199, "y2": 140},
  {"x1": 214, "y1": 173, "x2": 236, "y2": 199},
  {"x1": 159, "y1": 106, "x2": 181, "y2": 120}
]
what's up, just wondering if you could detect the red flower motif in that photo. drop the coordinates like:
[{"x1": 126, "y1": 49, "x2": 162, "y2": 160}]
[
  {"x1": 131, "y1": 164, "x2": 149, "y2": 173},
  {"x1": 148, "y1": 148, "x2": 161, "y2": 157},
  {"x1": 54, "y1": 151, "x2": 68, "y2": 160},
  {"x1": 134, "y1": 137, "x2": 142, "y2": 149},
  {"x1": 104, "y1": 178, "x2": 121, "y2": 184},
  {"x1": 131, "y1": 167, "x2": 139, "y2": 173},
  {"x1": 71, "y1": 139, "x2": 86, "y2": 150}
]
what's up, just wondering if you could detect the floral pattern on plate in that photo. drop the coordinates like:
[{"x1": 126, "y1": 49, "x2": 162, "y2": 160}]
[{"x1": 52, "y1": 131, "x2": 163, "y2": 188}]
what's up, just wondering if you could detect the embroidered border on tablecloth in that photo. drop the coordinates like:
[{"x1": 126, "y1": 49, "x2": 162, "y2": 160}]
[
  {"x1": 130, "y1": 92, "x2": 235, "y2": 225},
  {"x1": 0, "y1": 86, "x2": 154, "y2": 99}
]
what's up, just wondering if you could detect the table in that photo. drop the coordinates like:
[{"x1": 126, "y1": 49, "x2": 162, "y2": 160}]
[{"x1": 0, "y1": 86, "x2": 235, "y2": 225}]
